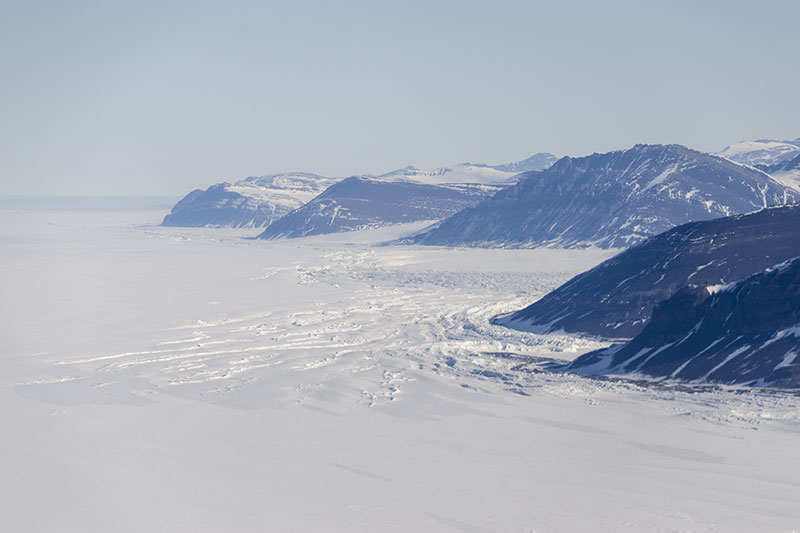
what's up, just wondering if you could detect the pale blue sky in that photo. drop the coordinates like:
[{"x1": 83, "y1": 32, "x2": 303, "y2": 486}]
[{"x1": 1, "y1": 0, "x2": 798, "y2": 195}]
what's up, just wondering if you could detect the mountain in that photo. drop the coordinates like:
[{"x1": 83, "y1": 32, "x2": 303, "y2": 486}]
[
  {"x1": 375, "y1": 164, "x2": 516, "y2": 186},
  {"x1": 405, "y1": 144, "x2": 796, "y2": 249},
  {"x1": 375, "y1": 153, "x2": 557, "y2": 185},
  {"x1": 567, "y1": 257, "x2": 800, "y2": 389},
  {"x1": 257, "y1": 177, "x2": 500, "y2": 239},
  {"x1": 495, "y1": 204, "x2": 800, "y2": 340},
  {"x1": 403, "y1": 145, "x2": 800, "y2": 248},
  {"x1": 717, "y1": 138, "x2": 800, "y2": 167},
  {"x1": 716, "y1": 138, "x2": 800, "y2": 191},
  {"x1": 162, "y1": 153, "x2": 556, "y2": 228},
  {"x1": 491, "y1": 153, "x2": 559, "y2": 173},
  {"x1": 162, "y1": 173, "x2": 336, "y2": 228}
]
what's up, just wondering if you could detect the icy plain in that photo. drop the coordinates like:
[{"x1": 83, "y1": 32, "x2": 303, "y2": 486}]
[{"x1": 2, "y1": 203, "x2": 799, "y2": 532}]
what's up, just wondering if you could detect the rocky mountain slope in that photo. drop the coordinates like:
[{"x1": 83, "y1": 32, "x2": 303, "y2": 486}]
[
  {"x1": 495, "y1": 204, "x2": 800, "y2": 340},
  {"x1": 567, "y1": 257, "x2": 800, "y2": 389},
  {"x1": 405, "y1": 144, "x2": 796, "y2": 249},
  {"x1": 257, "y1": 177, "x2": 500, "y2": 239}
]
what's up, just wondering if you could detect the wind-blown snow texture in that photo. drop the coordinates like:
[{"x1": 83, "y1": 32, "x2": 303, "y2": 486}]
[
  {"x1": 569, "y1": 257, "x2": 800, "y2": 388},
  {"x1": 406, "y1": 144, "x2": 797, "y2": 249},
  {"x1": 162, "y1": 154, "x2": 556, "y2": 228},
  {"x1": 498, "y1": 204, "x2": 800, "y2": 340},
  {"x1": 257, "y1": 177, "x2": 500, "y2": 239},
  {"x1": 162, "y1": 173, "x2": 336, "y2": 228}
]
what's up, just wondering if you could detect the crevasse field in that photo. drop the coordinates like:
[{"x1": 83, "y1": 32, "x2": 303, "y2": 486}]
[{"x1": 2, "y1": 202, "x2": 799, "y2": 532}]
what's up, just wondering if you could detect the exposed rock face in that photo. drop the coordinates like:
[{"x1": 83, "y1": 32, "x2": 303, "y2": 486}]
[
  {"x1": 405, "y1": 144, "x2": 796, "y2": 249},
  {"x1": 568, "y1": 258, "x2": 800, "y2": 389},
  {"x1": 496, "y1": 204, "x2": 800, "y2": 340}
]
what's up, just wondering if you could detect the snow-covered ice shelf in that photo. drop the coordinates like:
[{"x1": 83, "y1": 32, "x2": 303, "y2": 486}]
[{"x1": 2, "y1": 207, "x2": 799, "y2": 532}]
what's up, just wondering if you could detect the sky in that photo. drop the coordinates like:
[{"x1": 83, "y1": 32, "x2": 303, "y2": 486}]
[{"x1": 1, "y1": 0, "x2": 799, "y2": 196}]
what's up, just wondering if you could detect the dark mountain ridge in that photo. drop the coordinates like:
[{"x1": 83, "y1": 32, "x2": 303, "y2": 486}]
[
  {"x1": 567, "y1": 257, "x2": 800, "y2": 389},
  {"x1": 496, "y1": 204, "x2": 800, "y2": 340}
]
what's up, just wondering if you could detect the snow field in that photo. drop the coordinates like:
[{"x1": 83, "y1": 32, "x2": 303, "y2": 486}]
[{"x1": 2, "y1": 207, "x2": 800, "y2": 532}]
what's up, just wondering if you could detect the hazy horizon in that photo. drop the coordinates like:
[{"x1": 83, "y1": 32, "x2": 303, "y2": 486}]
[{"x1": 2, "y1": 0, "x2": 799, "y2": 196}]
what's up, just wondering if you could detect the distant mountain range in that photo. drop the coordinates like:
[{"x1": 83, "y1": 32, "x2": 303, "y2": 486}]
[
  {"x1": 568, "y1": 255, "x2": 800, "y2": 389},
  {"x1": 257, "y1": 178, "x2": 500, "y2": 239},
  {"x1": 495, "y1": 204, "x2": 800, "y2": 340},
  {"x1": 716, "y1": 138, "x2": 800, "y2": 168},
  {"x1": 161, "y1": 153, "x2": 556, "y2": 228},
  {"x1": 714, "y1": 137, "x2": 800, "y2": 192},
  {"x1": 163, "y1": 139, "x2": 800, "y2": 248},
  {"x1": 374, "y1": 153, "x2": 558, "y2": 185},
  {"x1": 404, "y1": 144, "x2": 795, "y2": 249}
]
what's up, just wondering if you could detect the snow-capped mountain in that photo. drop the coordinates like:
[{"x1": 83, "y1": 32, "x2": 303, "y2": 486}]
[
  {"x1": 162, "y1": 153, "x2": 556, "y2": 228},
  {"x1": 376, "y1": 164, "x2": 516, "y2": 186},
  {"x1": 162, "y1": 173, "x2": 337, "y2": 228},
  {"x1": 257, "y1": 177, "x2": 500, "y2": 239},
  {"x1": 491, "y1": 152, "x2": 559, "y2": 173},
  {"x1": 717, "y1": 138, "x2": 800, "y2": 167},
  {"x1": 404, "y1": 144, "x2": 796, "y2": 249},
  {"x1": 376, "y1": 153, "x2": 558, "y2": 185},
  {"x1": 496, "y1": 204, "x2": 800, "y2": 340},
  {"x1": 567, "y1": 256, "x2": 800, "y2": 389}
]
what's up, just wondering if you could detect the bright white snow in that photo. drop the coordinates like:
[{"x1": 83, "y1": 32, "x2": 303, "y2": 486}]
[{"x1": 2, "y1": 204, "x2": 800, "y2": 532}]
